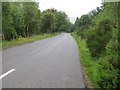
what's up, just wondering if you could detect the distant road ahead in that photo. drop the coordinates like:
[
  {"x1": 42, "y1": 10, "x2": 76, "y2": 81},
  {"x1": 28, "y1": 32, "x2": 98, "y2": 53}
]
[{"x1": 2, "y1": 33, "x2": 85, "y2": 88}]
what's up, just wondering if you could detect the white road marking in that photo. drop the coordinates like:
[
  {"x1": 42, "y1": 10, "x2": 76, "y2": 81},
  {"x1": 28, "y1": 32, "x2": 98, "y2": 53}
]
[{"x1": 0, "y1": 69, "x2": 15, "y2": 79}]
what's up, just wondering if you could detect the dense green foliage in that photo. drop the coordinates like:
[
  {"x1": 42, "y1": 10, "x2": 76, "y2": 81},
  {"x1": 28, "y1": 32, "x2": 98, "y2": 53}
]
[
  {"x1": 2, "y1": 2, "x2": 72, "y2": 41},
  {"x1": 73, "y1": 2, "x2": 119, "y2": 88}
]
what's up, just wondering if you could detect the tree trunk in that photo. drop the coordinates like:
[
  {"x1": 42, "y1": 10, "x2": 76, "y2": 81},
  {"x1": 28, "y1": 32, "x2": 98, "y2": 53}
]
[
  {"x1": 2, "y1": 33, "x2": 4, "y2": 41},
  {"x1": 26, "y1": 25, "x2": 29, "y2": 37}
]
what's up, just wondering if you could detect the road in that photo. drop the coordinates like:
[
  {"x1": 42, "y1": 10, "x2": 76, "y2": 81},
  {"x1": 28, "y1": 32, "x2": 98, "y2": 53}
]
[{"x1": 2, "y1": 33, "x2": 85, "y2": 88}]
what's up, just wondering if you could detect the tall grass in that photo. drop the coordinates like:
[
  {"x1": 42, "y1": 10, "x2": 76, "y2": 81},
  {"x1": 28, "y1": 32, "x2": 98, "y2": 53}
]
[{"x1": 2, "y1": 33, "x2": 59, "y2": 49}]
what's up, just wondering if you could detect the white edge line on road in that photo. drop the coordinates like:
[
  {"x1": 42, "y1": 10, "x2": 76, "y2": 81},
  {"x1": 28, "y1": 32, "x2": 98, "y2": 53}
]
[{"x1": 0, "y1": 69, "x2": 15, "y2": 79}]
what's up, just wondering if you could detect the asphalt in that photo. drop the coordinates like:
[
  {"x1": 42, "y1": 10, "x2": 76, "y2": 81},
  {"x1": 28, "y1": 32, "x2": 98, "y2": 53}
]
[{"x1": 2, "y1": 33, "x2": 85, "y2": 88}]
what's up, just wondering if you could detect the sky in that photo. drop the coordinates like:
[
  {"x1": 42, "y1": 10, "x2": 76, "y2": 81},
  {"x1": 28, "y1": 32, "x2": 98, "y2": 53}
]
[{"x1": 35, "y1": 0, "x2": 102, "y2": 23}]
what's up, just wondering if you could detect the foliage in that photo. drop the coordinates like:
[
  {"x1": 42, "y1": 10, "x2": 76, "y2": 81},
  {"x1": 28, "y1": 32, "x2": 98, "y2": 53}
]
[
  {"x1": 73, "y1": 2, "x2": 119, "y2": 88},
  {"x1": 98, "y1": 57, "x2": 118, "y2": 88},
  {"x1": 40, "y1": 11, "x2": 55, "y2": 33},
  {"x1": 2, "y1": 2, "x2": 71, "y2": 41},
  {"x1": 86, "y1": 19, "x2": 112, "y2": 57},
  {"x1": 72, "y1": 32, "x2": 119, "y2": 88},
  {"x1": 41, "y1": 9, "x2": 72, "y2": 33},
  {"x1": 72, "y1": 33, "x2": 100, "y2": 87}
]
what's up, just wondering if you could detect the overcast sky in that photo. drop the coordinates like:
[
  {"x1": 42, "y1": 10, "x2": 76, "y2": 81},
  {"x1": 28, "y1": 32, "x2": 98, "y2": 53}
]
[{"x1": 36, "y1": 0, "x2": 102, "y2": 23}]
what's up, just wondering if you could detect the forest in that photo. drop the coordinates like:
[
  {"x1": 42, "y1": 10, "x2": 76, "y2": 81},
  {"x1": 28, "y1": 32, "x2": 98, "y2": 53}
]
[
  {"x1": 72, "y1": 2, "x2": 119, "y2": 88},
  {"x1": 2, "y1": 2, "x2": 72, "y2": 41}
]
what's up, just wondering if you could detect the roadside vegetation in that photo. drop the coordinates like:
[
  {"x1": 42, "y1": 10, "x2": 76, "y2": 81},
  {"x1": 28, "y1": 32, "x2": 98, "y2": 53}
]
[
  {"x1": 72, "y1": 34, "x2": 99, "y2": 87},
  {"x1": 2, "y1": 33, "x2": 58, "y2": 49},
  {"x1": 2, "y1": 2, "x2": 72, "y2": 48},
  {"x1": 72, "y1": 2, "x2": 119, "y2": 88}
]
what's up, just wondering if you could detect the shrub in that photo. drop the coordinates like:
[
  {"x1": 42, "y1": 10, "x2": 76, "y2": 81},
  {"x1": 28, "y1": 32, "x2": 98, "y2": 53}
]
[
  {"x1": 97, "y1": 59, "x2": 118, "y2": 88},
  {"x1": 86, "y1": 19, "x2": 112, "y2": 57}
]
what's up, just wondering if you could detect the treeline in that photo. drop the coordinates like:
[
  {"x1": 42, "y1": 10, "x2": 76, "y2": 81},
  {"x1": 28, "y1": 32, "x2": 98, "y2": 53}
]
[
  {"x1": 73, "y1": 2, "x2": 119, "y2": 88},
  {"x1": 2, "y1": 2, "x2": 72, "y2": 41}
]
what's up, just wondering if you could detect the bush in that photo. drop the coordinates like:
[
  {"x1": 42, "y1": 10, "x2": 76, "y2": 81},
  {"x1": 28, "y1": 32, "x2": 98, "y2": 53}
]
[
  {"x1": 86, "y1": 19, "x2": 112, "y2": 57},
  {"x1": 72, "y1": 33, "x2": 119, "y2": 88},
  {"x1": 98, "y1": 59, "x2": 118, "y2": 88}
]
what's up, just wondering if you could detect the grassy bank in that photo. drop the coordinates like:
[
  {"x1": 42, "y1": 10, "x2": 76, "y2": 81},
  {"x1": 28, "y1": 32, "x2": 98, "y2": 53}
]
[
  {"x1": 72, "y1": 33, "x2": 101, "y2": 88},
  {"x1": 2, "y1": 33, "x2": 59, "y2": 49}
]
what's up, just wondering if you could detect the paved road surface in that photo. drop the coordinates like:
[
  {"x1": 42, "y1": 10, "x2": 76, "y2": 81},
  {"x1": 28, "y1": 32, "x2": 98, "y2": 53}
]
[{"x1": 2, "y1": 33, "x2": 85, "y2": 88}]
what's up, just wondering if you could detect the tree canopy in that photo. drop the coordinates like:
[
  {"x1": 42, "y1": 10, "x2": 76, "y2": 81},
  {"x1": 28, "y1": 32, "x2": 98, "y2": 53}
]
[{"x1": 2, "y1": 2, "x2": 72, "y2": 41}]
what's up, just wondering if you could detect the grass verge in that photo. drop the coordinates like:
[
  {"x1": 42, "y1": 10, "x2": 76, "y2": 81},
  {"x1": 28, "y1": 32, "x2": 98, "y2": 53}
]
[
  {"x1": 72, "y1": 33, "x2": 100, "y2": 88},
  {"x1": 2, "y1": 33, "x2": 59, "y2": 49}
]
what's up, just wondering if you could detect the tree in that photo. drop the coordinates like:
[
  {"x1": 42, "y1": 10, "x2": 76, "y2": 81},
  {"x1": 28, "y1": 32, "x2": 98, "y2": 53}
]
[
  {"x1": 10, "y1": 2, "x2": 25, "y2": 37},
  {"x1": 2, "y1": 2, "x2": 17, "y2": 40},
  {"x1": 23, "y1": 2, "x2": 39, "y2": 37},
  {"x1": 40, "y1": 9, "x2": 71, "y2": 33},
  {"x1": 55, "y1": 11, "x2": 70, "y2": 32},
  {"x1": 40, "y1": 12, "x2": 55, "y2": 33},
  {"x1": 2, "y1": 2, "x2": 72, "y2": 41}
]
